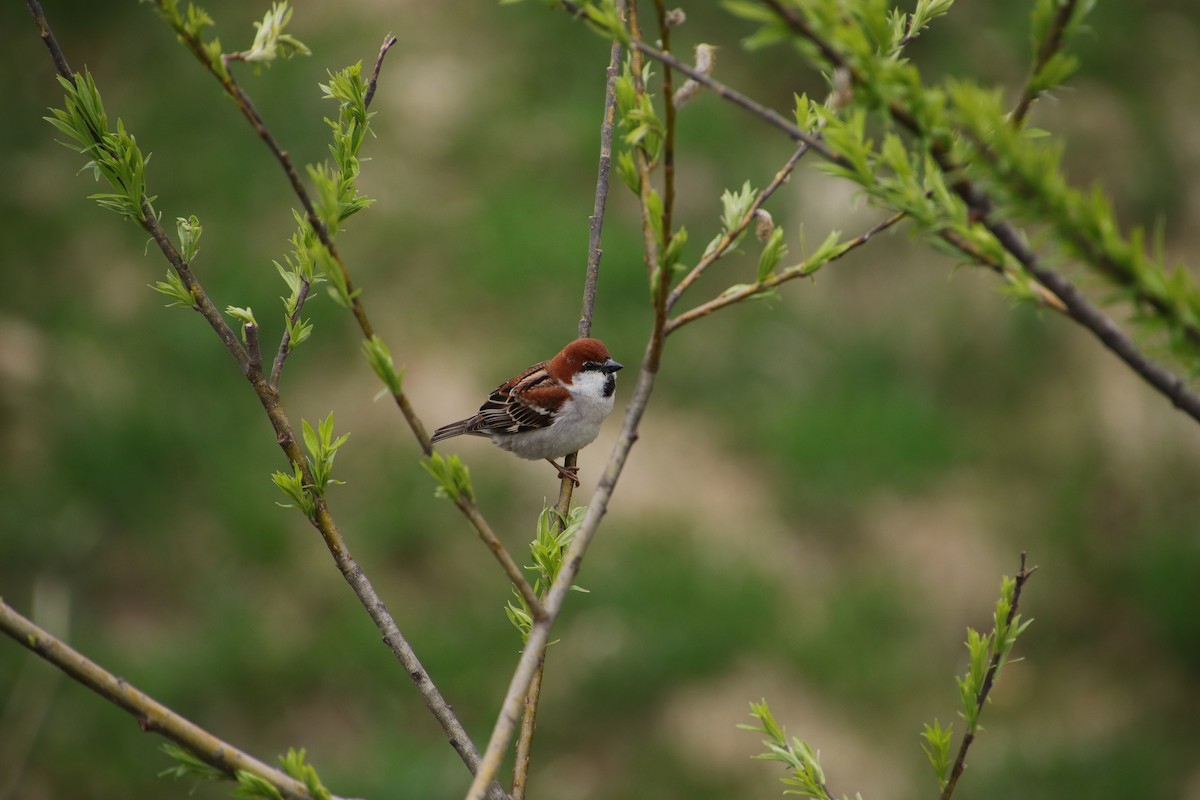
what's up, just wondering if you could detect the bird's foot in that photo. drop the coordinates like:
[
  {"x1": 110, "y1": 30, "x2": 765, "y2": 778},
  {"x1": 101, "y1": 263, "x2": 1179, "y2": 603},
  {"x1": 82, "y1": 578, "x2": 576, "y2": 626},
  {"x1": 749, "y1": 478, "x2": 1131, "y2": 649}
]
[{"x1": 546, "y1": 459, "x2": 581, "y2": 487}]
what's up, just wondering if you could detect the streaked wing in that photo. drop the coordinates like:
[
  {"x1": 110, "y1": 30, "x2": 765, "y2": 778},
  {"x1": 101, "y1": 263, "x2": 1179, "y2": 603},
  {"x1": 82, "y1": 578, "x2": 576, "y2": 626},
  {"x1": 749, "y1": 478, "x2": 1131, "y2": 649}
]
[{"x1": 470, "y1": 362, "x2": 565, "y2": 435}]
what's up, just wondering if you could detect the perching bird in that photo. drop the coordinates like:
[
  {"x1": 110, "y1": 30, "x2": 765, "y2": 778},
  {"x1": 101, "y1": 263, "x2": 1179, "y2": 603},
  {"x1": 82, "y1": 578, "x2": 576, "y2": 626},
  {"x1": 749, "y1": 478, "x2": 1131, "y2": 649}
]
[{"x1": 430, "y1": 338, "x2": 623, "y2": 486}]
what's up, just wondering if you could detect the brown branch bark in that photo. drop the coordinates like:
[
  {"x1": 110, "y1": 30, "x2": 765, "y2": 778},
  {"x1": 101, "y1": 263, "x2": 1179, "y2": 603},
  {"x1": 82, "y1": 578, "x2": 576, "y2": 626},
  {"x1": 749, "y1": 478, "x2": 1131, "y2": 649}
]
[{"x1": 0, "y1": 599, "x2": 339, "y2": 800}]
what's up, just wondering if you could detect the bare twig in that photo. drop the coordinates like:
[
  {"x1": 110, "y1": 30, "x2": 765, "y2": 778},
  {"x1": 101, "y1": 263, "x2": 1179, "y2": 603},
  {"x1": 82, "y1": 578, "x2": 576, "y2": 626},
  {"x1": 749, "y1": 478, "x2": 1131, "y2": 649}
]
[
  {"x1": 667, "y1": 210, "x2": 905, "y2": 334},
  {"x1": 245, "y1": 322, "x2": 263, "y2": 377},
  {"x1": 667, "y1": 145, "x2": 808, "y2": 309},
  {"x1": 23, "y1": 0, "x2": 71, "y2": 79},
  {"x1": 1011, "y1": 0, "x2": 1079, "y2": 127},
  {"x1": 655, "y1": 0, "x2": 677, "y2": 241},
  {"x1": 364, "y1": 33, "x2": 399, "y2": 110},
  {"x1": 459, "y1": 498, "x2": 545, "y2": 619},
  {"x1": 579, "y1": 31, "x2": 623, "y2": 339},
  {"x1": 940, "y1": 553, "x2": 1037, "y2": 800},
  {"x1": 510, "y1": 655, "x2": 546, "y2": 800},
  {"x1": 0, "y1": 599, "x2": 336, "y2": 800}
]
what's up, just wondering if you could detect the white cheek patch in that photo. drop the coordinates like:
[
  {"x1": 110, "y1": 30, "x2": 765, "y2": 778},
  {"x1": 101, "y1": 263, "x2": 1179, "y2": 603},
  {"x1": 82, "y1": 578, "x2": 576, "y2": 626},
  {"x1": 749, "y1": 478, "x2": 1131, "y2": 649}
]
[{"x1": 568, "y1": 371, "x2": 610, "y2": 396}]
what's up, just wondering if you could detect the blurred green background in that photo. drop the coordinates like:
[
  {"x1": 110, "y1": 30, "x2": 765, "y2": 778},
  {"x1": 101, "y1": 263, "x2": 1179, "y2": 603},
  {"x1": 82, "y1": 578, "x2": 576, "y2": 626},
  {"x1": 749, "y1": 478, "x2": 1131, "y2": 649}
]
[{"x1": 3, "y1": 2, "x2": 1200, "y2": 799}]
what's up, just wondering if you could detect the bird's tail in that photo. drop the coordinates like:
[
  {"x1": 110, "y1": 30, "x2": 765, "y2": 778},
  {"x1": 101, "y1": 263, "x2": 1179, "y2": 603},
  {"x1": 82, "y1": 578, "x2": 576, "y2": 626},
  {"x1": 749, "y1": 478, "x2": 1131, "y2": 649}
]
[{"x1": 431, "y1": 419, "x2": 473, "y2": 444}]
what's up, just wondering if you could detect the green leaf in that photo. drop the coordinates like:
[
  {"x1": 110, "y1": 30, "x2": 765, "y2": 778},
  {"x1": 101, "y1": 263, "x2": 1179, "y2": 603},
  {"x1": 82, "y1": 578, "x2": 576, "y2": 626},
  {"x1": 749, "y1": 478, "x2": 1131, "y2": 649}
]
[
  {"x1": 421, "y1": 452, "x2": 475, "y2": 503},
  {"x1": 176, "y1": 215, "x2": 203, "y2": 263},
  {"x1": 158, "y1": 742, "x2": 223, "y2": 783},
  {"x1": 239, "y1": 2, "x2": 311, "y2": 65},
  {"x1": 757, "y1": 226, "x2": 788, "y2": 282},
  {"x1": 363, "y1": 335, "x2": 404, "y2": 395},
  {"x1": 920, "y1": 719, "x2": 954, "y2": 789},
  {"x1": 149, "y1": 269, "x2": 196, "y2": 309}
]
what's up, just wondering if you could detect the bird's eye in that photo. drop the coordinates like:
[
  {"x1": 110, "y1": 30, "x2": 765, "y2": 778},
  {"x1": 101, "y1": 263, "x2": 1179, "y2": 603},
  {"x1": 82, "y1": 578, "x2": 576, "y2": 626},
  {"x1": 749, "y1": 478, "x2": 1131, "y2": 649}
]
[{"x1": 583, "y1": 361, "x2": 601, "y2": 371}]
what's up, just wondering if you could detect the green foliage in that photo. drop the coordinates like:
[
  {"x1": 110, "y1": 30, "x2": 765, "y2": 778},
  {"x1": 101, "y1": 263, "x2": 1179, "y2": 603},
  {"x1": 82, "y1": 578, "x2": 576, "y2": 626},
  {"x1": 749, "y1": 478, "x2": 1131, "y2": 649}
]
[
  {"x1": 271, "y1": 413, "x2": 348, "y2": 519},
  {"x1": 319, "y1": 63, "x2": 376, "y2": 223},
  {"x1": 44, "y1": 71, "x2": 155, "y2": 224},
  {"x1": 506, "y1": 504, "x2": 588, "y2": 640},
  {"x1": 177, "y1": 215, "x2": 203, "y2": 263},
  {"x1": 920, "y1": 718, "x2": 954, "y2": 790},
  {"x1": 240, "y1": 2, "x2": 311, "y2": 66},
  {"x1": 615, "y1": 58, "x2": 665, "y2": 161},
  {"x1": 739, "y1": 700, "x2": 849, "y2": 800},
  {"x1": 231, "y1": 770, "x2": 283, "y2": 800},
  {"x1": 150, "y1": 269, "x2": 197, "y2": 309},
  {"x1": 146, "y1": 0, "x2": 229, "y2": 79},
  {"x1": 363, "y1": 335, "x2": 404, "y2": 396},
  {"x1": 948, "y1": 81, "x2": 1200, "y2": 364},
  {"x1": 271, "y1": 462, "x2": 314, "y2": 519},
  {"x1": 279, "y1": 748, "x2": 331, "y2": 800},
  {"x1": 158, "y1": 742, "x2": 224, "y2": 783},
  {"x1": 421, "y1": 452, "x2": 475, "y2": 503},
  {"x1": 159, "y1": 744, "x2": 328, "y2": 800},
  {"x1": 757, "y1": 226, "x2": 788, "y2": 281},
  {"x1": 1027, "y1": 0, "x2": 1095, "y2": 98},
  {"x1": 302, "y1": 413, "x2": 350, "y2": 497},
  {"x1": 225, "y1": 305, "x2": 258, "y2": 344}
]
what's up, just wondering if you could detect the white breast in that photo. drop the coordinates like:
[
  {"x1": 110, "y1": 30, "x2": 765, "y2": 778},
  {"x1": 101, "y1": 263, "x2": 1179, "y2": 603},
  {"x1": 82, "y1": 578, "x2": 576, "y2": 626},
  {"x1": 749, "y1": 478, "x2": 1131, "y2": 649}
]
[{"x1": 490, "y1": 371, "x2": 616, "y2": 461}]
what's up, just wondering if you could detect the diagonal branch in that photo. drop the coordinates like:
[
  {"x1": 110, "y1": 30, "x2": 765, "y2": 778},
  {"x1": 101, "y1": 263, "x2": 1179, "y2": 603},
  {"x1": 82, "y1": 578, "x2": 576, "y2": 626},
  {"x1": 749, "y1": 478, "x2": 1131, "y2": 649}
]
[
  {"x1": 667, "y1": 145, "x2": 808, "y2": 310},
  {"x1": 667, "y1": 210, "x2": 905, "y2": 334},
  {"x1": 0, "y1": 599, "x2": 339, "y2": 800}
]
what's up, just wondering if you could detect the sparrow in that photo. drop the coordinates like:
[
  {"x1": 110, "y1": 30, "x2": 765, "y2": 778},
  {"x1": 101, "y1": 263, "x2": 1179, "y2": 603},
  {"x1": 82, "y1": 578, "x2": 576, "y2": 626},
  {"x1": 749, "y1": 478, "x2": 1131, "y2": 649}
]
[{"x1": 431, "y1": 338, "x2": 623, "y2": 486}]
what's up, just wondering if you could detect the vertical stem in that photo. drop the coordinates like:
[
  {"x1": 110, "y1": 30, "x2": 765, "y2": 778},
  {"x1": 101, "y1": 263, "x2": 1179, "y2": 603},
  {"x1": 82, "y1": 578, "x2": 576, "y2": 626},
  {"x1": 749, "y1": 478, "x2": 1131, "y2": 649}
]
[
  {"x1": 510, "y1": 656, "x2": 546, "y2": 800},
  {"x1": 654, "y1": 0, "x2": 676, "y2": 239}
]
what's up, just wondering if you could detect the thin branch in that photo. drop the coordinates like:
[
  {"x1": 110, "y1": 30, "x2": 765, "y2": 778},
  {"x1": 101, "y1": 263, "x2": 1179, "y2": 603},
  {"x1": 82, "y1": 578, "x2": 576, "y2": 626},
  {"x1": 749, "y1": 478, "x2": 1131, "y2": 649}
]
[
  {"x1": 510, "y1": 655, "x2": 546, "y2": 800},
  {"x1": 1011, "y1": 0, "x2": 1079, "y2": 127},
  {"x1": 0, "y1": 599, "x2": 337, "y2": 800},
  {"x1": 654, "y1": 0, "x2": 677, "y2": 241},
  {"x1": 364, "y1": 33, "x2": 399, "y2": 110},
  {"x1": 940, "y1": 553, "x2": 1037, "y2": 800},
  {"x1": 667, "y1": 210, "x2": 905, "y2": 334},
  {"x1": 24, "y1": 0, "x2": 71, "y2": 79},
  {"x1": 459, "y1": 499, "x2": 545, "y2": 619},
  {"x1": 667, "y1": 145, "x2": 808, "y2": 309},
  {"x1": 270, "y1": 279, "x2": 310, "y2": 388},
  {"x1": 245, "y1": 322, "x2": 263, "y2": 377},
  {"x1": 26, "y1": 11, "x2": 507, "y2": 796},
  {"x1": 579, "y1": 31, "x2": 623, "y2": 339}
]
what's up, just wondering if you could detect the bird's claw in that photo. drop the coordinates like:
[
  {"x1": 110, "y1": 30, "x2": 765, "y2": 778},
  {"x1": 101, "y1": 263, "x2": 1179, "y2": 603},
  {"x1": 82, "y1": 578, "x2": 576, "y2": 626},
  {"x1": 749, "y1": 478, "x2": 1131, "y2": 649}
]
[{"x1": 548, "y1": 460, "x2": 581, "y2": 487}]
